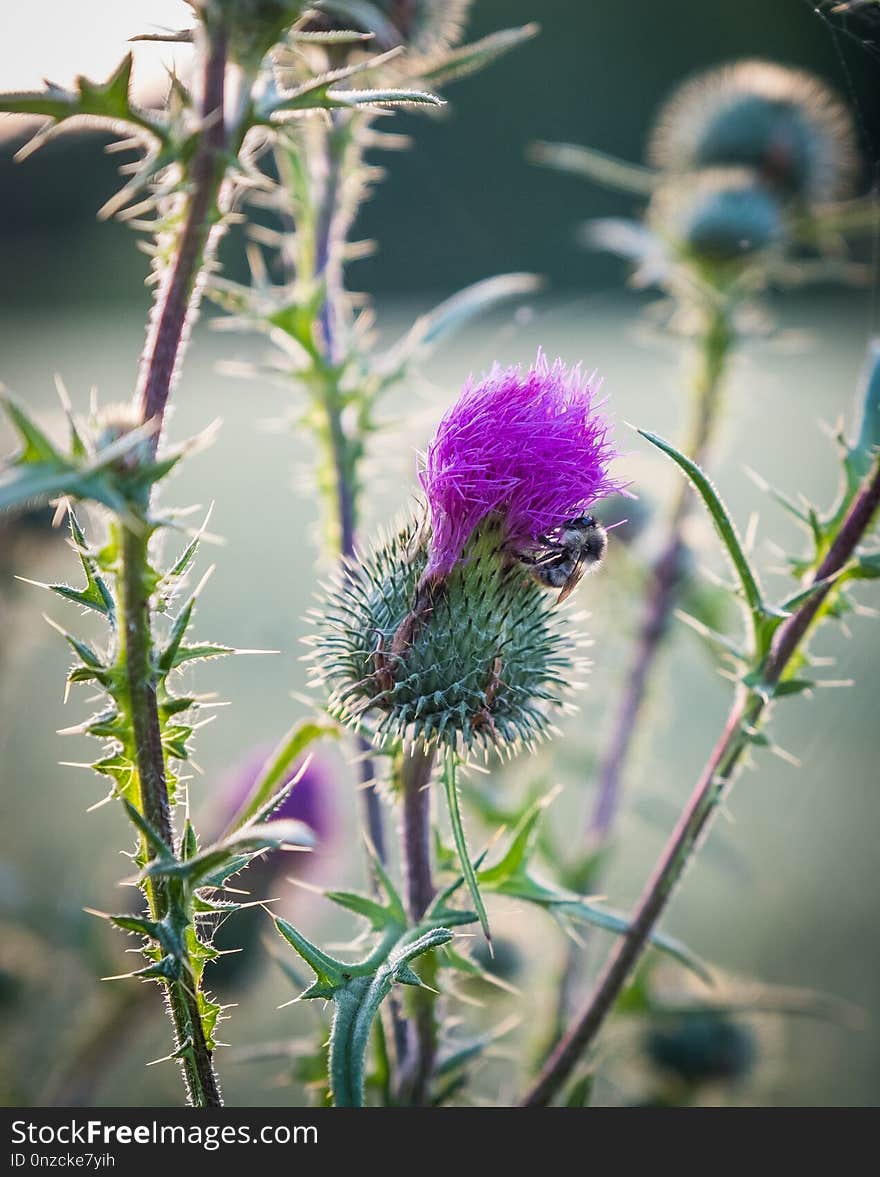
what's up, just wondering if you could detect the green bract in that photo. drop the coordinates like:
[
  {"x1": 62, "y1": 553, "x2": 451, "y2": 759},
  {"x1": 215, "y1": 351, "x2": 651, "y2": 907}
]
[{"x1": 309, "y1": 519, "x2": 580, "y2": 754}]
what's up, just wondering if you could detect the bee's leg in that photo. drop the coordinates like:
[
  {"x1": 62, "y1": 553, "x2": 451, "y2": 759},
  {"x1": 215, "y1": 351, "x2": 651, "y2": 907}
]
[
  {"x1": 371, "y1": 631, "x2": 394, "y2": 698},
  {"x1": 390, "y1": 576, "x2": 442, "y2": 657},
  {"x1": 473, "y1": 654, "x2": 503, "y2": 740}
]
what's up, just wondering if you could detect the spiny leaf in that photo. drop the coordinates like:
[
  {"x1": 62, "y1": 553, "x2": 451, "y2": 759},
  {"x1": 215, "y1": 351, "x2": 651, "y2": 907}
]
[
  {"x1": 379, "y1": 273, "x2": 542, "y2": 379},
  {"x1": 328, "y1": 927, "x2": 452, "y2": 1107},
  {"x1": 639, "y1": 430, "x2": 764, "y2": 620},
  {"x1": 529, "y1": 140, "x2": 658, "y2": 196},
  {"x1": 417, "y1": 24, "x2": 540, "y2": 88},
  {"x1": 0, "y1": 54, "x2": 165, "y2": 152},
  {"x1": 143, "y1": 820, "x2": 315, "y2": 887}
]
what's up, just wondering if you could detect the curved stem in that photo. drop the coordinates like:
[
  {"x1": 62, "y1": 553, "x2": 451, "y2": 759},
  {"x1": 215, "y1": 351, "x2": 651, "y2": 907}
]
[
  {"x1": 523, "y1": 453, "x2": 880, "y2": 1107},
  {"x1": 589, "y1": 303, "x2": 734, "y2": 845}
]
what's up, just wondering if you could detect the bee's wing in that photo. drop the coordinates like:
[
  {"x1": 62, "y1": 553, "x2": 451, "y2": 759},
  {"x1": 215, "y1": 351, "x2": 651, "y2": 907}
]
[
  {"x1": 531, "y1": 549, "x2": 566, "y2": 569},
  {"x1": 555, "y1": 555, "x2": 586, "y2": 604}
]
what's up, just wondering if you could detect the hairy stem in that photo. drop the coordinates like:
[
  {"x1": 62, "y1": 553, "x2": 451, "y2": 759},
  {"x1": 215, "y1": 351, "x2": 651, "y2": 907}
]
[
  {"x1": 589, "y1": 303, "x2": 734, "y2": 843},
  {"x1": 523, "y1": 453, "x2": 880, "y2": 1106},
  {"x1": 120, "y1": 19, "x2": 229, "y2": 1106},
  {"x1": 397, "y1": 742, "x2": 437, "y2": 1105},
  {"x1": 309, "y1": 113, "x2": 387, "y2": 864},
  {"x1": 136, "y1": 23, "x2": 228, "y2": 443},
  {"x1": 119, "y1": 525, "x2": 222, "y2": 1107}
]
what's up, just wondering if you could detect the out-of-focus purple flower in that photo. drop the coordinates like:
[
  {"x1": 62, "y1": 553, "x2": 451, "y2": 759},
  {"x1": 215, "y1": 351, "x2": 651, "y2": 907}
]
[
  {"x1": 211, "y1": 745, "x2": 331, "y2": 871},
  {"x1": 419, "y1": 351, "x2": 621, "y2": 582}
]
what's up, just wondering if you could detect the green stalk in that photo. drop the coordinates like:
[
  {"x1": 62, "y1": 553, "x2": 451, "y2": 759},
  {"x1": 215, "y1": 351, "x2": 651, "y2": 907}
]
[
  {"x1": 589, "y1": 301, "x2": 734, "y2": 845},
  {"x1": 524, "y1": 453, "x2": 880, "y2": 1106},
  {"x1": 119, "y1": 524, "x2": 222, "y2": 1107},
  {"x1": 296, "y1": 112, "x2": 388, "y2": 864},
  {"x1": 118, "y1": 17, "x2": 229, "y2": 1106},
  {"x1": 395, "y1": 742, "x2": 437, "y2": 1105}
]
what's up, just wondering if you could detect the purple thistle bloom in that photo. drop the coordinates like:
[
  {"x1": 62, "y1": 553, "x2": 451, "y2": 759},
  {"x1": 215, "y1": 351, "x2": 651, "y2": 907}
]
[{"x1": 420, "y1": 351, "x2": 622, "y2": 581}]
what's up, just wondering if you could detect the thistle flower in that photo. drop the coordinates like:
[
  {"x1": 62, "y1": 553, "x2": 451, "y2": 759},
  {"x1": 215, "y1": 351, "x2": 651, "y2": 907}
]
[
  {"x1": 303, "y1": 0, "x2": 472, "y2": 56},
  {"x1": 309, "y1": 354, "x2": 620, "y2": 754},
  {"x1": 649, "y1": 168, "x2": 785, "y2": 268},
  {"x1": 208, "y1": 747, "x2": 330, "y2": 988},
  {"x1": 649, "y1": 60, "x2": 858, "y2": 204},
  {"x1": 646, "y1": 1013, "x2": 756, "y2": 1087},
  {"x1": 421, "y1": 353, "x2": 620, "y2": 583}
]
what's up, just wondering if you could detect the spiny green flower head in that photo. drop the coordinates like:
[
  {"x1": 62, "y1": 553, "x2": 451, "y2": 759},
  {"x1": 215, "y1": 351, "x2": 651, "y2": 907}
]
[
  {"x1": 303, "y1": 0, "x2": 472, "y2": 55},
  {"x1": 308, "y1": 354, "x2": 621, "y2": 755},
  {"x1": 649, "y1": 168, "x2": 785, "y2": 270},
  {"x1": 190, "y1": 0, "x2": 310, "y2": 66},
  {"x1": 649, "y1": 59, "x2": 858, "y2": 204}
]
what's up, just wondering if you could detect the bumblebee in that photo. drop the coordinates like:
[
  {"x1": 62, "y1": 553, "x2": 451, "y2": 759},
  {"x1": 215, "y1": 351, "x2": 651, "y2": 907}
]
[{"x1": 519, "y1": 514, "x2": 607, "y2": 603}]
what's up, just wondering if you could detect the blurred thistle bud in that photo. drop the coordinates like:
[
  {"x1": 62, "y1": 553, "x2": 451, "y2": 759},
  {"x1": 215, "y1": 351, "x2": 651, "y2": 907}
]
[
  {"x1": 649, "y1": 59, "x2": 858, "y2": 204},
  {"x1": 649, "y1": 169, "x2": 784, "y2": 269},
  {"x1": 646, "y1": 1012, "x2": 756, "y2": 1087},
  {"x1": 309, "y1": 353, "x2": 621, "y2": 754},
  {"x1": 302, "y1": 0, "x2": 472, "y2": 55},
  {"x1": 192, "y1": 1, "x2": 310, "y2": 67},
  {"x1": 92, "y1": 403, "x2": 154, "y2": 473}
]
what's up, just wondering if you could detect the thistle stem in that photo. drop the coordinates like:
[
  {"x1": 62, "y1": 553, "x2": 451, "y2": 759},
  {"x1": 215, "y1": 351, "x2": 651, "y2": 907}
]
[
  {"x1": 397, "y1": 742, "x2": 437, "y2": 1105},
  {"x1": 589, "y1": 303, "x2": 734, "y2": 845},
  {"x1": 523, "y1": 453, "x2": 880, "y2": 1107},
  {"x1": 309, "y1": 112, "x2": 387, "y2": 865},
  {"x1": 119, "y1": 19, "x2": 229, "y2": 1106},
  {"x1": 119, "y1": 525, "x2": 223, "y2": 1107},
  {"x1": 136, "y1": 22, "x2": 229, "y2": 443}
]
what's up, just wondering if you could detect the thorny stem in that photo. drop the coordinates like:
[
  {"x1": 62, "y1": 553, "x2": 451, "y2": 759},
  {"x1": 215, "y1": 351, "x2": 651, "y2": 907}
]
[
  {"x1": 550, "y1": 304, "x2": 734, "y2": 1044},
  {"x1": 523, "y1": 453, "x2": 880, "y2": 1107},
  {"x1": 396, "y1": 742, "x2": 438, "y2": 1105},
  {"x1": 136, "y1": 23, "x2": 229, "y2": 444},
  {"x1": 121, "y1": 19, "x2": 229, "y2": 1106},
  {"x1": 589, "y1": 303, "x2": 734, "y2": 844},
  {"x1": 119, "y1": 525, "x2": 223, "y2": 1107}
]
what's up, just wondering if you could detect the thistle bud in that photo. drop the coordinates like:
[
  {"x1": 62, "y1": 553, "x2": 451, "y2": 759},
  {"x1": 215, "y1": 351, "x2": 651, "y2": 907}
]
[
  {"x1": 309, "y1": 354, "x2": 621, "y2": 754},
  {"x1": 195, "y1": 1, "x2": 310, "y2": 67},
  {"x1": 649, "y1": 168, "x2": 784, "y2": 268},
  {"x1": 649, "y1": 60, "x2": 858, "y2": 204},
  {"x1": 646, "y1": 1012, "x2": 756, "y2": 1086},
  {"x1": 92, "y1": 403, "x2": 153, "y2": 473}
]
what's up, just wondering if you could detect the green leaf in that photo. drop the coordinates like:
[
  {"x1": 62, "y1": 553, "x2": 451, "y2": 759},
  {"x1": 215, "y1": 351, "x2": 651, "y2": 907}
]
[
  {"x1": 851, "y1": 340, "x2": 880, "y2": 475},
  {"x1": 442, "y1": 749, "x2": 491, "y2": 946},
  {"x1": 565, "y1": 1072, "x2": 595, "y2": 1107},
  {"x1": 222, "y1": 719, "x2": 338, "y2": 834},
  {"x1": 0, "y1": 54, "x2": 164, "y2": 150},
  {"x1": 417, "y1": 24, "x2": 540, "y2": 88},
  {"x1": 379, "y1": 273, "x2": 542, "y2": 380},
  {"x1": 143, "y1": 820, "x2": 315, "y2": 887},
  {"x1": 529, "y1": 140, "x2": 659, "y2": 196},
  {"x1": 639, "y1": 429, "x2": 765, "y2": 622},
  {"x1": 328, "y1": 927, "x2": 452, "y2": 1107}
]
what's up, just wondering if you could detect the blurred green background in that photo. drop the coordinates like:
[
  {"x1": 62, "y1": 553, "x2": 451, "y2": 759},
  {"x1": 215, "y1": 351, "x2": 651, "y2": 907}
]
[{"x1": 1, "y1": 0, "x2": 879, "y2": 1107}]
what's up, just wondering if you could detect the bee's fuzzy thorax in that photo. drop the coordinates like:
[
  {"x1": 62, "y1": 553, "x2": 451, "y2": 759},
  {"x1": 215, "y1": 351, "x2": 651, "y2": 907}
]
[{"x1": 419, "y1": 351, "x2": 622, "y2": 583}]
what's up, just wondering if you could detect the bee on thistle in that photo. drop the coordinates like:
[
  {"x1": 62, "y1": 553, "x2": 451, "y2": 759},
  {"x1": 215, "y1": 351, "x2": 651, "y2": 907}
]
[
  {"x1": 309, "y1": 352, "x2": 623, "y2": 753},
  {"x1": 519, "y1": 513, "x2": 609, "y2": 603}
]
